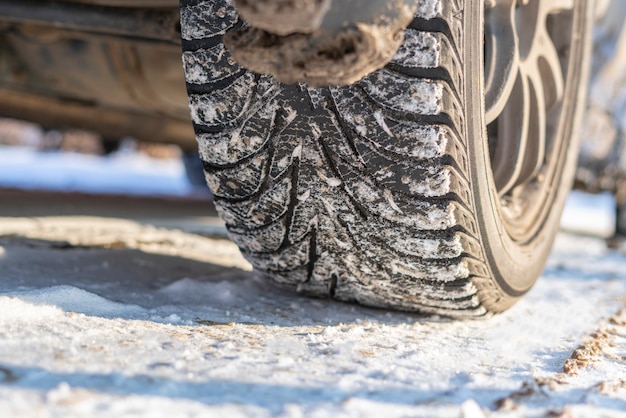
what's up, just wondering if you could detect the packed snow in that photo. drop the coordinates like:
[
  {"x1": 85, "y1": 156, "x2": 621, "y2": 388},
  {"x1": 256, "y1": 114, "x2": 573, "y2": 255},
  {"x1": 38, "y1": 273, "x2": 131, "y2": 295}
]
[{"x1": 1, "y1": 229, "x2": 626, "y2": 417}]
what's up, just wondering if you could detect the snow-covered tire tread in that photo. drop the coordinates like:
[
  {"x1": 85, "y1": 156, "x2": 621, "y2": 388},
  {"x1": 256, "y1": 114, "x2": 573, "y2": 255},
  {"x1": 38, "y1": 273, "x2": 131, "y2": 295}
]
[{"x1": 180, "y1": 0, "x2": 500, "y2": 317}]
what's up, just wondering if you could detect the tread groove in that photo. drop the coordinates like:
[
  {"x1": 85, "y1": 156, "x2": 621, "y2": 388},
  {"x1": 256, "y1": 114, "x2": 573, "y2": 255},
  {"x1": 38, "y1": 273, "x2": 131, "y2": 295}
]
[{"x1": 185, "y1": 70, "x2": 248, "y2": 95}]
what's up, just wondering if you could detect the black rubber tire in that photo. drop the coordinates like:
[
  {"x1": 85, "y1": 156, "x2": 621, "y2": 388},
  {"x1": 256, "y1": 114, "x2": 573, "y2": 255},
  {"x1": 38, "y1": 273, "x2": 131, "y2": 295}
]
[{"x1": 179, "y1": 0, "x2": 592, "y2": 317}]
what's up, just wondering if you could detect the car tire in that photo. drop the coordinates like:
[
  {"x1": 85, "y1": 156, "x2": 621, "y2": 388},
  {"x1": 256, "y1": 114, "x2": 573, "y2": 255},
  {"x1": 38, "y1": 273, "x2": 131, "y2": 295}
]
[{"x1": 179, "y1": 0, "x2": 592, "y2": 317}]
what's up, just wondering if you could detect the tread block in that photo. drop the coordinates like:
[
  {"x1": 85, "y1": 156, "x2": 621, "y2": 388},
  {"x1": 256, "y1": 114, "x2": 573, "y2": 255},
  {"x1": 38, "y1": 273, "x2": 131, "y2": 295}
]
[
  {"x1": 204, "y1": 152, "x2": 268, "y2": 199},
  {"x1": 392, "y1": 29, "x2": 441, "y2": 68},
  {"x1": 180, "y1": 0, "x2": 238, "y2": 41},
  {"x1": 197, "y1": 103, "x2": 274, "y2": 166},
  {"x1": 188, "y1": 73, "x2": 255, "y2": 127},
  {"x1": 229, "y1": 220, "x2": 286, "y2": 253},
  {"x1": 215, "y1": 175, "x2": 291, "y2": 227},
  {"x1": 359, "y1": 70, "x2": 443, "y2": 116},
  {"x1": 332, "y1": 87, "x2": 449, "y2": 160},
  {"x1": 183, "y1": 45, "x2": 242, "y2": 85}
]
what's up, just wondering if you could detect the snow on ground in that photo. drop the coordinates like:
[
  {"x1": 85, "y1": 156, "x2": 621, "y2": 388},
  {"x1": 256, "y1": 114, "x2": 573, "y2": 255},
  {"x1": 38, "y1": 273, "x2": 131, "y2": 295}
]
[
  {"x1": 561, "y1": 190, "x2": 616, "y2": 238},
  {"x1": 0, "y1": 145, "x2": 193, "y2": 197},
  {"x1": 0, "y1": 147, "x2": 625, "y2": 416},
  {"x1": 1, "y1": 224, "x2": 626, "y2": 417}
]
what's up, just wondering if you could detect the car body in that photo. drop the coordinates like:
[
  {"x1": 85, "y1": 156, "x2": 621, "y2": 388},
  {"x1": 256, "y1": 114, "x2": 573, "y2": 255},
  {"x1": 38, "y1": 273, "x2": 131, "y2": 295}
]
[{"x1": 0, "y1": 0, "x2": 195, "y2": 150}]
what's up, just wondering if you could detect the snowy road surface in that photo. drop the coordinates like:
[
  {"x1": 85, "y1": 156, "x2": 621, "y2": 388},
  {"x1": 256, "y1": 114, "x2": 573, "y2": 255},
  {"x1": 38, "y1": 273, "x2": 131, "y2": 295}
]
[
  {"x1": 2, "y1": 4, "x2": 626, "y2": 415},
  {"x1": 1, "y1": 190, "x2": 626, "y2": 417}
]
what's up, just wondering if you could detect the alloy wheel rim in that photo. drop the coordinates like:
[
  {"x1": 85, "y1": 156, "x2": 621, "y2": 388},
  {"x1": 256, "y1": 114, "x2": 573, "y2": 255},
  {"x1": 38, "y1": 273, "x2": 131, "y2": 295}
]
[{"x1": 484, "y1": 0, "x2": 578, "y2": 241}]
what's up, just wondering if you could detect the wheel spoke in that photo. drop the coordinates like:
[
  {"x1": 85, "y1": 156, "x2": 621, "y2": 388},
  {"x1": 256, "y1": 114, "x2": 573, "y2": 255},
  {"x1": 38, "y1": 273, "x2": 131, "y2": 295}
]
[
  {"x1": 485, "y1": 1, "x2": 518, "y2": 124},
  {"x1": 487, "y1": 0, "x2": 574, "y2": 194},
  {"x1": 542, "y1": 0, "x2": 574, "y2": 13},
  {"x1": 493, "y1": 72, "x2": 530, "y2": 194},
  {"x1": 533, "y1": 0, "x2": 573, "y2": 107},
  {"x1": 532, "y1": 28, "x2": 564, "y2": 108},
  {"x1": 517, "y1": 63, "x2": 547, "y2": 185}
]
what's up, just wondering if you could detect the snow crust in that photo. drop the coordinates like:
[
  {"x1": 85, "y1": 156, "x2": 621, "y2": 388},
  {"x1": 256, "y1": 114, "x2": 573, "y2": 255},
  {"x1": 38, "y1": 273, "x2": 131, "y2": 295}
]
[{"x1": 1, "y1": 218, "x2": 626, "y2": 417}]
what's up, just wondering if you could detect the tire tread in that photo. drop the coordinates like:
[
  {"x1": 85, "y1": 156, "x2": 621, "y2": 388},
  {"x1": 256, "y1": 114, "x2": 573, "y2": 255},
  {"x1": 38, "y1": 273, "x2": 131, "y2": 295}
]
[{"x1": 181, "y1": 0, "x2": 495, "y2": 317}]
